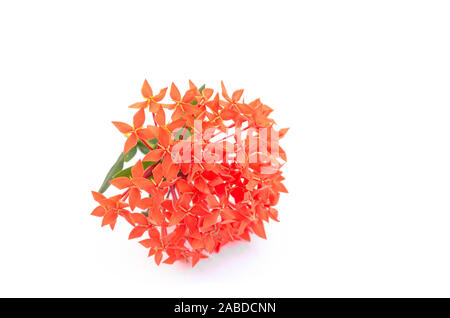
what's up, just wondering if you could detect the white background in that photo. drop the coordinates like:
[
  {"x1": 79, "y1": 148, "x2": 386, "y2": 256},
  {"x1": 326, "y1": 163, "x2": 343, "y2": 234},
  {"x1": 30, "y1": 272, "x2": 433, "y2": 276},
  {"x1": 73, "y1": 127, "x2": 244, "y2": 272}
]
[{"x1": 0, "y1": 0, "x2": 449, "y2": 297}]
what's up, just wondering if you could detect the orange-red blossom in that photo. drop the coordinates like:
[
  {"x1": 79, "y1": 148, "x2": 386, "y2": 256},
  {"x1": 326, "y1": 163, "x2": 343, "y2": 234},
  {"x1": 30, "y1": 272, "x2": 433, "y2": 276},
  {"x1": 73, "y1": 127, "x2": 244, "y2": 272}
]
[{"x1": 91, "y1": 79, "x2": 288, "y2": 267}]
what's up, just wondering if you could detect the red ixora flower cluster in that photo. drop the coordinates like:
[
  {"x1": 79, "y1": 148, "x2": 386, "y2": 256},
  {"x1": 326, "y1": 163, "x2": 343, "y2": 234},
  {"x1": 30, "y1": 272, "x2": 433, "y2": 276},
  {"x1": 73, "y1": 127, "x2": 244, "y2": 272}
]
[{"x1": 91, "y1": 80, "x2": 288, "y2": 267}]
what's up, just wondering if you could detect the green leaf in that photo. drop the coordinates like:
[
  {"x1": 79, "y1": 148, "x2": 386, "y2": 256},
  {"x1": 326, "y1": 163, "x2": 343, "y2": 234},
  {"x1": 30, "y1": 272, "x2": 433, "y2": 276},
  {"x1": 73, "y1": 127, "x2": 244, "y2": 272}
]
[
  {"x1": 137, "y1": 140, "x2": 149, "y2": 154},
  {"x1": 137, "y1": 138, "x2": 158, "y2": 154},
  {"x1": 174, "y1": 125, "x2": 192, "y2": 140},
  {"x1": 112, "y1": 161, "x2": 156, "y2": 179},
  {"x1": 124, "y1": 145, "x2": 137, "y2": 162},
  {"x1": 148, "y1": 138, "x2": 158, "y2": 149},
  {"x1": 98, "y1": 152, "x2": 124, "y2": 194}
]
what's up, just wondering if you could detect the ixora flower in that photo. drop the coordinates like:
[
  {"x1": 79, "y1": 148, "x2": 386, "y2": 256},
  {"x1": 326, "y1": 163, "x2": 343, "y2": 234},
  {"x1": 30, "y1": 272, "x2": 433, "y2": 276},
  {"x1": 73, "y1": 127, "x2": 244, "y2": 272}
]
[{"x1": 91, "y1": 79, "x2": 288, "y2": 267}]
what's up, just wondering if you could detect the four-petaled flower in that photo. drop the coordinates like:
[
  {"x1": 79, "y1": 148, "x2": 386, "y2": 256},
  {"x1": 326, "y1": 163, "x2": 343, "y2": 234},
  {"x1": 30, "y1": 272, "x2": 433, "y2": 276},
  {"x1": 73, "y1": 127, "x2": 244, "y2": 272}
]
[
  {"x1": 109, "y1": 160, "x2": 154, "y2": 210},
  {"x1": 112, "y1": 107, "x2": 157, "y2": 154}
]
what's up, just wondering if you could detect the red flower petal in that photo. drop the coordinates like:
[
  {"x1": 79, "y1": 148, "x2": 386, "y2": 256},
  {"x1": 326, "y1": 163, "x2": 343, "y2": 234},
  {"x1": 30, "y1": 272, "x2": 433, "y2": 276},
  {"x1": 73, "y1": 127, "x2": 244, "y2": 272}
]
[
  {"x1": 109, "y1": 177, "x2": 133, "y2": 189},
  {"x1": 112, "y1": 121, "x2": 132, "y2": 134}
]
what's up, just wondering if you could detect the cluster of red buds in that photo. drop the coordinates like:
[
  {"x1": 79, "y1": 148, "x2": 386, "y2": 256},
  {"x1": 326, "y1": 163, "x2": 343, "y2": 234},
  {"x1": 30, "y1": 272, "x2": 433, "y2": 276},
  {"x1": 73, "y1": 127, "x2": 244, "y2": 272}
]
[{"x1": 91, "y1": 80, "x2": 288, "y2": 266}]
